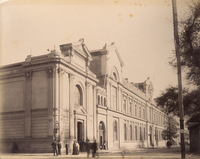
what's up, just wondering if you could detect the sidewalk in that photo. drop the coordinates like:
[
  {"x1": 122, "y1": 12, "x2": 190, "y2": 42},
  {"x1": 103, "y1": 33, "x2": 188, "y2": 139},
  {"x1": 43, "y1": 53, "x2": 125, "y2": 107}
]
[{"x1": 1, "y1": 146, "x2": 199, "y2": 159}]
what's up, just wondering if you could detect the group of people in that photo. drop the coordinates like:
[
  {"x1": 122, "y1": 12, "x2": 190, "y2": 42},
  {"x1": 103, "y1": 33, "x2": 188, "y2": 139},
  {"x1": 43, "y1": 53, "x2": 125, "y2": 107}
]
[
  {"x1": 51, "y1": 140, "x2": 62, "y2": 156},
  {"x1": 51, "y1": 139, "x2": 98, "y2": 158}
]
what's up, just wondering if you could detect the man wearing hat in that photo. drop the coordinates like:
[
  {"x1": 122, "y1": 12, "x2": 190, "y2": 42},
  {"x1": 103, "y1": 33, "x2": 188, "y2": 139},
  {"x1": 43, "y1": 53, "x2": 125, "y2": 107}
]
[{"x1": 85, "y1": 139, "x2": 90, "y2": 157}]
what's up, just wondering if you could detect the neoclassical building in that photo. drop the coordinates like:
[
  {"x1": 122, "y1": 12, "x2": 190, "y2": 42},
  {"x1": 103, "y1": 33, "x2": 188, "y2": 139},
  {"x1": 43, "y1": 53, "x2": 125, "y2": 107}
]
[{"x1": 0, "y1": 39, "x2": 167, "y2": 153}]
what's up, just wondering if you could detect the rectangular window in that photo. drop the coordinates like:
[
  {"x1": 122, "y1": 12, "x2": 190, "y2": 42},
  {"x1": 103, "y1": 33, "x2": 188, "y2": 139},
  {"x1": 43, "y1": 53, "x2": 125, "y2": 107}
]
[
  {"x1": 135, "y1": 104, "x2": 137, "y2": 117},
  {"x1": 143, "y1": 109, "x2": 145, "y2": 119},
  {"x1": 139, "y1": 107, "x2": 141, "y2": 118},
  {"x1": 124, "y1": 124, "x2": 127, "y2": 140},
  {"x1": 112, "y1": 86, "x2": 117, "y2": 110},
  {"x1": 130, "y1": 102, "x2": 132, "y2": 115},
  {"x1": 149, "y1": 108, "x2": 151, "y2": 121},
  {"x1": 130, "y1": 125, "x2": 132, "y2": 140},
  {"x1": 114, "y1": 121, "x2": 117, "y2": 141},
  {"x1": 124, "y1": 99, "x2": 126, "y2": 113}
]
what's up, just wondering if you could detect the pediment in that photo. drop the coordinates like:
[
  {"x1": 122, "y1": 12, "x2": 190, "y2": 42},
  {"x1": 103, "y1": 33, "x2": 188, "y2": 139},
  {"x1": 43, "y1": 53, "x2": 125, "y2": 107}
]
[
  {"x1": 106, "y1": 42, "x2": 124, "y2": 68},
  {"x1": 60, "y1": 38, "x2": 92, "y2": 61},
  {"x1": 74, "y1": 106, "x2": 87, "y2": 115}
]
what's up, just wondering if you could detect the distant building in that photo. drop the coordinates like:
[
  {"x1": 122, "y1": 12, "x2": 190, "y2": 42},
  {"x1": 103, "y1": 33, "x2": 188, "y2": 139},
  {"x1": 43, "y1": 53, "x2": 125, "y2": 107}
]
[
  {"x1": 188, "y1": 122, "x2": 200, "y2": 154},
  {"x1": 0, "y1": 39, "x2": 167, "y2": 153}
]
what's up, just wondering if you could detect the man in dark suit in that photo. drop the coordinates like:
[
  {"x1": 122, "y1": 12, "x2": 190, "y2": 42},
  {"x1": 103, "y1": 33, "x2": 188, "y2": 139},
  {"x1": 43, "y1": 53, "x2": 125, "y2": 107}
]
[
  {"x1": 92, "y1": 140, "x2": 97, "y2": 158},
  {"x1": 51, "y1": 140, "x2": 58, "y2": 156},
  {"x1": 57, "y1": 140, "x2": 62, "y2": 155},
  {"x1": 85, "y1": 139, "x2": 90, "y2": 157}
]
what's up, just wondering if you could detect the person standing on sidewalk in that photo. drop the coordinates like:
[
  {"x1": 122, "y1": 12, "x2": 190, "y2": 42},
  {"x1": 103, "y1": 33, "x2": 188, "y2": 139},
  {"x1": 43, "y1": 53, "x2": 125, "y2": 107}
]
[
  {"x1": 92, "y1": 140, "x2": 97, "y2": 158},
  {"x1": 65, "y1": 141, "x2": 69, "y2": 155},
  {"x1": 57, "y1": 140, "x2": 62, "y2": 155},
  {"x1": 51, "y1": 140, "x2": 58, "y2": 156},
  {"x1": 85, "y1": 139, "x2": 90, "y2": 157}
]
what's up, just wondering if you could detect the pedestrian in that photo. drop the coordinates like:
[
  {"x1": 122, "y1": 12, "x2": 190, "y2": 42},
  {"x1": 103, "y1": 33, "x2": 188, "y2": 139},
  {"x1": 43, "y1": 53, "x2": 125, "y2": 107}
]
[
  {"x1": 12, "y1": 142, "x2": 19, "y2": 153},
  {"x1": 82, "y1": 139, "x2": 86, "y2": 152},
  {"x1": 85, "y1": 139, "x2": 90, "y2": 157},
  {"x1": 57, "y1": 140, "x2": 61, "y2": 155},
  {"x1": 79, "y1": 139, "x2": 83, "y2": 152},
  {"x1": 72, "y1": 140, "x2": 77, "y2": 155},
  {"x1": 103, "y1": 141, "x2": 106, "y2": 150},
  {"x1": 65, "y1": 141, "x2": 69, "y2": 155},
  {"x1": 51, "y1": 140, "x2": 58, "y2": 156},
  {"x1": 92, "y1": 140, "x2": 97, "y2": 158},
  {"x1": 167, "y1": 140, "x2": 172, "y2": 149},
  {"x1": 76, "y1": 141, "x2": 80, "y2": 155}
]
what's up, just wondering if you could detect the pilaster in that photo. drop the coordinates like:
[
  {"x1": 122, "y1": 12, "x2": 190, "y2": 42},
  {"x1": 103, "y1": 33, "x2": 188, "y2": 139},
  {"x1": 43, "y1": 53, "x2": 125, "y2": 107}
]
[
  {"x1": 24, "y1": 71, "x2": 33, "y2": 138},
  {"x1": 47, "y1": 68, "x2": 54, "y2": 137},
  {"x1": 93, "y1": 85, "x2": 97, "y2": 139},
  {"x1": 69, "y1": 73, "x2": 74, "y2": 154}
]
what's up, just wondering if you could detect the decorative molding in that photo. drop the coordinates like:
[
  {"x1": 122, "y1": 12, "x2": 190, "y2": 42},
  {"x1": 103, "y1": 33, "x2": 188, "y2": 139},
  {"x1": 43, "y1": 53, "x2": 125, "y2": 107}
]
[
  {"x1": 46, "y1": 68, "x2": 54, "y2": 78},
  {"x1": 68, "y1": 73, "x2": 74, "y2": 81},
  {"x1": 25, "y1": 71, "x2": 33, "y2": 79},
  {"x1": 85, "y1": 81, "x2": 91, "y2": 88}
]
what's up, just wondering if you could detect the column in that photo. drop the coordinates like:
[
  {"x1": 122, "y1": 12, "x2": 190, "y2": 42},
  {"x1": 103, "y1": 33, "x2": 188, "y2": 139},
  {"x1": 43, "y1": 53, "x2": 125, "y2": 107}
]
[
  {"x1": 54, "y1": 67, "x2": 60, "y2": 140},
  {"x1": 93, "y1": 85, "x2": 97, "y2": 139},
  {"x1": 110, "y1": 83, "x2": 112, "y2": 109},
  {"x1": 47, "y1": 68, "x2": 54, "y2": 137},
  {"x1": 69, "y1": 73, "x2": 74, "y2": 153},
  {"x1": 117, "y1": 86, "x2": 119, "y2": 111},
  {"x1": 74, "y1": 112, "x2": 77, "y2": 140},
  {"x1": 24, "y1": 71, "x2": 32, "y2": 138},
  {"x1": 85, "y1": 81, "x2": 90, "y2": 139}
]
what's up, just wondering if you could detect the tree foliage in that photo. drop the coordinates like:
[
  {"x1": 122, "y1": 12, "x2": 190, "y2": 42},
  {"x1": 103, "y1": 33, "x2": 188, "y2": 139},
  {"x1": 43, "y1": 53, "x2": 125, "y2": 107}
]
[
  {"x1": 156, "y1": 1, "x2": 200, "y2": 124},
  {"x1": 162, "y1": 116, "x2": 179, "y2": 141},
  {"x1": 170, "y1": 1, "x2": 200, "y2": 86}
]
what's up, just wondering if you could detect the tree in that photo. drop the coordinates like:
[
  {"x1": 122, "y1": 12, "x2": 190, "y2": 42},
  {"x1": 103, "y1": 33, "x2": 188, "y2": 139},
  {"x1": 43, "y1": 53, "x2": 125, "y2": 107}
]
[
  {"x1": 156, "y1": 1, "x2": 200, "y2": 124},
  {"x1": 162, "y1": 116, "x2": 179, "y2": 142},
  {"x1": 170, "y1": 1, "x2": 200, "y2": 87}
]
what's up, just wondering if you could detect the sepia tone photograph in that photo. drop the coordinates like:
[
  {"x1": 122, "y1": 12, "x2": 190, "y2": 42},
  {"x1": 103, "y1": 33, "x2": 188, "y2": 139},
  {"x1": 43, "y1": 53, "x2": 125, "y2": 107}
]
[{"x1": 0, "y1": 0, "x2": 200, "y2": 158}]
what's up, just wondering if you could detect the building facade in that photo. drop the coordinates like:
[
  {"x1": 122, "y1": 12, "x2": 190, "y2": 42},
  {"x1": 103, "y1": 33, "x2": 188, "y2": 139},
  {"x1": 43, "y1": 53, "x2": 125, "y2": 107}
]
[{"x1": 0, "y1": 39, "x2": 167, "y2": 153}]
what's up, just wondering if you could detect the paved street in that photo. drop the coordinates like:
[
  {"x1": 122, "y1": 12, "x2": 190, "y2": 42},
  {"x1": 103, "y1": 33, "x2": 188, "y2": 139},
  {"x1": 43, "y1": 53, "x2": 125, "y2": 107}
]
[{"x1": 0, "y1": 146, "x2": 199, "y2": 159}]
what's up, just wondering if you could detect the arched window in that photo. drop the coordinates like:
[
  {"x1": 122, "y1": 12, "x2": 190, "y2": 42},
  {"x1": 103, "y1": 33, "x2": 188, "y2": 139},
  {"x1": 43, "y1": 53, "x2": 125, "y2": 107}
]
[
  {"x1": 124, "y1": 123, "x2": 127, "y2": 141},
  {"x1": 113, "y1": 72, "x2": 117, "y2": 81},
  {"x1": 99, "y1": 121, "x2": 105, "y2": 130},
  {"x1": 114, "y1": 121, "x2": 117, "y2": 141},
  {"x1": 135, "y1": 126, "x2": 137, "y2": 140},
  {"x1": 130, "y1": 125, "x2": 133, "y2": 140},
  {"x1": 74, "y1": 85, "x2": 82, "y2": 107}
]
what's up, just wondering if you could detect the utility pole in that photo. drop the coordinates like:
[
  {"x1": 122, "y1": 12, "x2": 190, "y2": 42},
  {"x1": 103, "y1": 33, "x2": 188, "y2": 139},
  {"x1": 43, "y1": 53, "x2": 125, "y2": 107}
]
[{"x1": 171, "y1": 0, "x2": 185, "y2": 159}]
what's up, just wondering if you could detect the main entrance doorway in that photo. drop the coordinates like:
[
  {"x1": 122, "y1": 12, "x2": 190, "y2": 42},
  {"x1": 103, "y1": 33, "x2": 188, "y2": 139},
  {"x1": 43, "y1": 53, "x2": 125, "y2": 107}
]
[
  {"x1": 99, "y1": 121, "x2": 105, "y2": 149},
  {"x1": 77, "y1": 121, "x2": 83, "y2": 141}
]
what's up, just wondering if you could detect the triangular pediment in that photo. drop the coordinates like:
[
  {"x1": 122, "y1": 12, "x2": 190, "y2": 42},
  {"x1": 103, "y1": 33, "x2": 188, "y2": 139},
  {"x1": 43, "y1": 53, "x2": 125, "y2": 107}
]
[
  {"x1": 106, "y1": 42, "x2": 124, "y2": 68},
  {"x1": 74, "y1": 106, "x2": 87, "y2": 115},
  {"x1": 60, "y1": 38, "x2": 92, "y2": 61}
]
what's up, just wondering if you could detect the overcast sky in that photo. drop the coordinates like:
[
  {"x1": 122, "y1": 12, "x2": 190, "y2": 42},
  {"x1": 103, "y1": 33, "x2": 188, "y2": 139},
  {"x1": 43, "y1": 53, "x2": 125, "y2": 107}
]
[{"x1": 0, "y1": 0, "x2": 193, "y2": 98}]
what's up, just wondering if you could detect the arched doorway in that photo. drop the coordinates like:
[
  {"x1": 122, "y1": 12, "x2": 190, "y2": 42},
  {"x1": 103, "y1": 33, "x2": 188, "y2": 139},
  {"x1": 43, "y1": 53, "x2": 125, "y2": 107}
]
[
  {"x1": 99, "y1": 121, "x2": 105, "y2": 149},
  {"x1": 77, "y1": 121, "x2": 83, "y2": 142}
]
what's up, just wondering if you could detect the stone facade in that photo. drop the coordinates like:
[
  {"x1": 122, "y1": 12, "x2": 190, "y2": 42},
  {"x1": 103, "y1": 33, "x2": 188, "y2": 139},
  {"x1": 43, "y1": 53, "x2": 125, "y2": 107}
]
[{"x1": 0, "y1": 39, "x2": 167, "y2": 153}]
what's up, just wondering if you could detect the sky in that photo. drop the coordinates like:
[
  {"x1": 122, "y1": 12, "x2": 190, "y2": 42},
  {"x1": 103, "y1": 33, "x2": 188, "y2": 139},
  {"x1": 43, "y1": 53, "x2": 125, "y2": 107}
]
[{"x1": 0, "y1": 0, "x2": 193, "y2": 98}]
